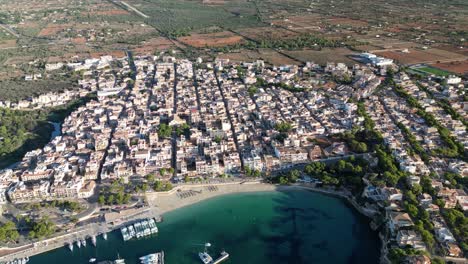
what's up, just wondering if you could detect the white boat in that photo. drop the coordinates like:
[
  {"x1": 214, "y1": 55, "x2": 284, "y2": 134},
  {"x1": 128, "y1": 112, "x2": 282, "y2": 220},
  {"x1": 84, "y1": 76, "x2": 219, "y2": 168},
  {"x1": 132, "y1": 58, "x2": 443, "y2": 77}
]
[
  {"x1": 134, "y1": 222, "x2": 142, "y2": 238},
  {"x1": 67, "y1": 242, "x2": 73, "y2": 251},
  {"x1": 81, "y1": 239, "x2": 87, "y2": 247},
  {"x1": 91, "y1": 235, "x2": 97, "y2": 247},
  {"x1": 198, "y1": 252, "x2": 213, "y2": 264},
  {"x1": 148, "y1": 218, "x2": 158, "y2": 234},
  {"x1": 103, "y1": 232, "x2": 108, "y2": 240},
  {"x1": 6, "y1": 257, "x2": 29, "y2": 264},
  {"x1": 139, "y1": 252, "x2": 164, "y2": 264},
  {"x1": 76, "y1": 240, "x2": 81, "y2": 248},
  {"x1": 89, "y1": 258, "x2": 97, "y2": 263},
  {"x1": 114, "y1": 253, "x2": 125, "y2": 264},
  {"x1": 121, "y1": 227, "x2": 131, "y2": 241},
  {"x1": 128, "y1": 225, "x2": 136, "y2": 239}
]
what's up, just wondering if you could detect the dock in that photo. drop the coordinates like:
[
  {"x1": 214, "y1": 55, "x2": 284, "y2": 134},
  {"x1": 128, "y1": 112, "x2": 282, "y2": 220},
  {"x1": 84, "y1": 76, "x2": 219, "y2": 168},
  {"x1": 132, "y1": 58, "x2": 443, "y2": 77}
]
[{"x1": 212, "y1": 251, "x2": 229, "y2": 264}]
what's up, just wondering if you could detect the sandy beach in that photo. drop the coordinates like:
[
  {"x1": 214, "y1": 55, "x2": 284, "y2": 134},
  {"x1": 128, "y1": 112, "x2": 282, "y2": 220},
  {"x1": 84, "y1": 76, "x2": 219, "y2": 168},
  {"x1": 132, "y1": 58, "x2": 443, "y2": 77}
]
[
  {"x1": 146, "y1": 181, "x2": 277, "y2": 214},
  {"x1": 145, "y1": 181, "x2": 367, "y2": 216}
]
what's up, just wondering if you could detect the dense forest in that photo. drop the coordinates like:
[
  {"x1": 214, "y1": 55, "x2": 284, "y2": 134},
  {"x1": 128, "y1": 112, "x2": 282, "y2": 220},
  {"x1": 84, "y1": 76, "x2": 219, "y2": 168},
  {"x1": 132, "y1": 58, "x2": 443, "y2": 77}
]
[{"x1": 0, "y1": 107, "x2": 52, "y2": 168}]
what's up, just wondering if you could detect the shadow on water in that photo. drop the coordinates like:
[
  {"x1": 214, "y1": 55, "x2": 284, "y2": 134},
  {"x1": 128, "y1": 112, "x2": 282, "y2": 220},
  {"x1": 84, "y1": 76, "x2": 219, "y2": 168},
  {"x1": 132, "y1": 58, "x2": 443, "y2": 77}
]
[
  {"x1": 263, "y1": 187, "x2": 380, "y2": 264},
  {"x1": 29, "y1": 187, "x2": 380, "y2": 264}
]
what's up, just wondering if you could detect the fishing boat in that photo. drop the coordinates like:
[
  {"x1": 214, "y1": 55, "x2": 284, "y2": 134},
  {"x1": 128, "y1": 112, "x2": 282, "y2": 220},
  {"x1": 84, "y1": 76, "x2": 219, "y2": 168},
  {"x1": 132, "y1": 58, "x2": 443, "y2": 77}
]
[
  {"x1": 81, "y1": 238, "x2": 87, "y2": 247},
  {"x1": 89, "y1": 258, "x2": 97, "y2": 263},
  {"x1": 91, "y1": 235, "x2": 97, "y2": 247},
  {"x1": 102, "y1": 232, "x2": 108, "y2": 240},
  {"x1": 76, "y1": 240, "x2": 81, "y2": 248}
]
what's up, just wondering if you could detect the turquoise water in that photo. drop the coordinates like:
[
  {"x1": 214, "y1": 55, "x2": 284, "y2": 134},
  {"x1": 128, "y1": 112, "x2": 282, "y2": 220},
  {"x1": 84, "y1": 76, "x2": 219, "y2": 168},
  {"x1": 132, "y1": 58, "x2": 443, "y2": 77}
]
[{"x1": 29, "y1": 190, "x2": 380, "y2": 264}]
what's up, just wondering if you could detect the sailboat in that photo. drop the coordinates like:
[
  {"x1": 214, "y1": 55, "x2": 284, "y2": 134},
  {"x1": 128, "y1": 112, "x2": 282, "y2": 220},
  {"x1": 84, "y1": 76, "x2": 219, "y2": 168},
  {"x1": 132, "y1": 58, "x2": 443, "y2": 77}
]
[{"x1": 114, "y1": 253, "x2": 125, "y2": 264}]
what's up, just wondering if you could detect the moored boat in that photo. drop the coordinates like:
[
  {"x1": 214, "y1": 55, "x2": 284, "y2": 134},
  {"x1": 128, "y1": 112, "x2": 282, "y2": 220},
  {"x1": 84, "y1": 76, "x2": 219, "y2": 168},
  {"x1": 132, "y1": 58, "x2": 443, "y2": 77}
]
[
  {"x1": 139, "y1": 251, "x2": 164, "y2": 264},
  {"x1": 67, "y1": 242, "x2": 73, "y2": 251}
]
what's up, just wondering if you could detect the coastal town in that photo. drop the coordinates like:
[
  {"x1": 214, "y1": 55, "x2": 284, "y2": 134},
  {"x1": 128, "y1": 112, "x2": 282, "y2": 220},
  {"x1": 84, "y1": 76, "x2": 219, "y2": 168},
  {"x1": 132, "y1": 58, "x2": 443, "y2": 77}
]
[{"x1": 0, "y1": 51, "x2": 466, "y2": 264}]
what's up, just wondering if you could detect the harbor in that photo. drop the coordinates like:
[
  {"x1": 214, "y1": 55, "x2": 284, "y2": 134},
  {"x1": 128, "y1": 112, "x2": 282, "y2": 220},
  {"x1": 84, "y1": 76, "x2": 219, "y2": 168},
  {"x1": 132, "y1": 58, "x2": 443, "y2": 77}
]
[
  {"x1": 121, "y1": 218, "x2": 159, "y2": 241},
  {"x1": 0, "y1": 206, "x2": 161, "y2": 263},
  {"x1": 27, "y1": 189, "x2": 379, "y2": 264}
]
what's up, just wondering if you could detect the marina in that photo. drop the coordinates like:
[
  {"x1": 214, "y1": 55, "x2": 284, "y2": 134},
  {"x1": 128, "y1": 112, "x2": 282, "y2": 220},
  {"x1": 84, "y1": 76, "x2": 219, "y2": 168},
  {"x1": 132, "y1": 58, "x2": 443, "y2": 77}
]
[
  {"x1": 5, "y1": 257, "x2": 29, "y2": 264},
  {"x1": 121, "y1": 218, "x2": 159, "y2": 241},
  {"x1": 27, "y1": 190, "x2": 380, "y2": 264}
]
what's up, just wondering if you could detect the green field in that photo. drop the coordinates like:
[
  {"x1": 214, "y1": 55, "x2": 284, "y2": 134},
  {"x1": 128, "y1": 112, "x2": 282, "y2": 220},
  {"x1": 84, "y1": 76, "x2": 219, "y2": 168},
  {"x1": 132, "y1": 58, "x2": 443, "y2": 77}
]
[
  {"x1": 413, "y1": 66, "x2": 452, "y2": 77},
  {"x1": 128, "y1": 0, "x2": 264, "y2": 36}
]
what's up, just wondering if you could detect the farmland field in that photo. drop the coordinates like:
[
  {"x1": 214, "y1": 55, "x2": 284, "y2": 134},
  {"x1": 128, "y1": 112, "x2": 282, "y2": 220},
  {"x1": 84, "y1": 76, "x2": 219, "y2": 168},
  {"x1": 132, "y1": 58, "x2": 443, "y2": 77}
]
[
  {"x1": 178, "y1": 31, "x2": 244, "y2": 48},
  {"x1": 127, "y1": 0, "x2": 264, "y2": 35},
  {"x1": 375, "y1": 48, "x2": 468, "y2": 65},
  {"x1": 284, "y1": 48, "x2": 357, "y2": 66}
]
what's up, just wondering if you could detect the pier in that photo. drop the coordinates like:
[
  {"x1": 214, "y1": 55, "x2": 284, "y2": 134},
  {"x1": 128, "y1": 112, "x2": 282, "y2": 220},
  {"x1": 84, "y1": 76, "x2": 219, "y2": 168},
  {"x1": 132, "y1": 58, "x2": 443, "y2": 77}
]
[{"x1": 212, "y1": 251, "x2": 229, "y2": 264}]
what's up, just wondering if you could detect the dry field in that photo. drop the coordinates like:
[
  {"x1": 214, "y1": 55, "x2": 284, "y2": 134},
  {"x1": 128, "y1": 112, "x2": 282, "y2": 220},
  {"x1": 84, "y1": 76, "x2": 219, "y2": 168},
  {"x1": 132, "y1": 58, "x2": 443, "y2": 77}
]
[
  {"x1": 133, "y1": 37, "x2": 176, "y2": 55},
  {"x1": 89, "y1": 50, "x2": 126, "y2": 59},
  {"x1": 325, "y1": 17, "x2": 368, "y2": 27},
  {"x1": 201, "y1": 0, "x2": 225, "y2": 4},
  {"x1": 435, "y1": 45, "x2": 468, "y2": 57},
  {"x1": 235, "y1": 27, "x2": 298, "y2": 42},
  {"x1": 430, "y1": 61, "x2": 468, "y2": 75},
  {"x1": 375, "y1": 48, "x2": 467, "y2": 65},
  {"x1": 269, "y1": 15, "x2": 324, "y2": 32},
  {"x1": 82, "y1": 9, "x2": 130, "y2": 16},
  {"x1": 178, "y1": 31, "x2": 244, "y2": 48},
  {"x1": 217, "y1": 48, "x2": 299, "y2": 65},
  {"x1": 361, "y1": 38, "x2": 421, "y2": 50},
  {"x1": 0, "y1": 39, "x2": 16, "y2": 49},
  {"x1": 284, "y1": 47, "x2": 357, "y2": 66},
  {"x1": 38, "y1": 24, "x2": 72, "y2": 37}
]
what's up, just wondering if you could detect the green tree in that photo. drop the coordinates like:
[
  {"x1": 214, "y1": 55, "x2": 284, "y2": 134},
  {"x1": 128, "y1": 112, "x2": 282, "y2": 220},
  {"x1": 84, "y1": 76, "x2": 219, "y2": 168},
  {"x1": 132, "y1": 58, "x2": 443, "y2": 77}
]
[
  {"x1": 157, "y1": 124, "x2": 172, "y2": 138},
  {"x1": 145, "y1": 173, "x2": 155, "y2": 183},
  {"x1": 0, "y1": 221, "x2": 19, "y2": 243},
  {"x1": 98, "y1": 195, "x2": 106, "y2": 205}
]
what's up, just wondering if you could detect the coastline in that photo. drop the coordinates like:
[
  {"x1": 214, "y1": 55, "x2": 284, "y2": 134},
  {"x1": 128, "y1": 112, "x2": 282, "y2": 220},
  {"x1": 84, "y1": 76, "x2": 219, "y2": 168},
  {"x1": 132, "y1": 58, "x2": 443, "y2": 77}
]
[
  {"x1": 147, "y1": 181, "x2": 374, "y2": 219},
  {"x1": 1, "y1": 181, "x2": 380, "y2": 262}
]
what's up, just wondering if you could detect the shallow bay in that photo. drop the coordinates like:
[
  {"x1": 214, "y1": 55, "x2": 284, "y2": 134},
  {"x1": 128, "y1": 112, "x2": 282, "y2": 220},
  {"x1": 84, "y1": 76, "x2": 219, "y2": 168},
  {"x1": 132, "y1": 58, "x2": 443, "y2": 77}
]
[{"x1": 29, "y1": 190, "x2": 380, "y2": 264}]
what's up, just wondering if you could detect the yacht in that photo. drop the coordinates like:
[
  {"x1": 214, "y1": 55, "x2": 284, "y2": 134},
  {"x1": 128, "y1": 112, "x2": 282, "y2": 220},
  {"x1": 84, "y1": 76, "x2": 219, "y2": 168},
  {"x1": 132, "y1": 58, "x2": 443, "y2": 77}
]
[
  {"x1": 121, "y1": 227, "x2": 131, "y2": 241},
  {"x1": 198, "y1": 252, "x2": 213, "y2": 264},
  {"x1": 67, "y1": 242, "x2": 73, "y2": 251},
  {"x1": 114, "y1": 254, "x2": 125, "y2": 264},
  {"x1": 89, "y1": 258, "x2": 96, "y2": 263},
  {"x1": 76, "y1": 240, "x2": 81, "y2": 248},
  {"x1": 128, "y1": 225, "x2": 136, "y2": 239},
  {"x1": 91, "y1": 235, "x2": 97, "y2": 247},
  {"x1": 81, "y1": 238, "x2": 87, "y2": 247},
  {"x1": 198, "y1": 242, "x2": 213, "y2": 264},
  {"x1": 139, "y1": 251, "x2": 164, "y2": 264},
  {"x1": 148, "y1": 218, "x2": 158, "y2": 234},
  {"x1": 102, "y1": 232, "x2": 108, "y2": 240}
]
